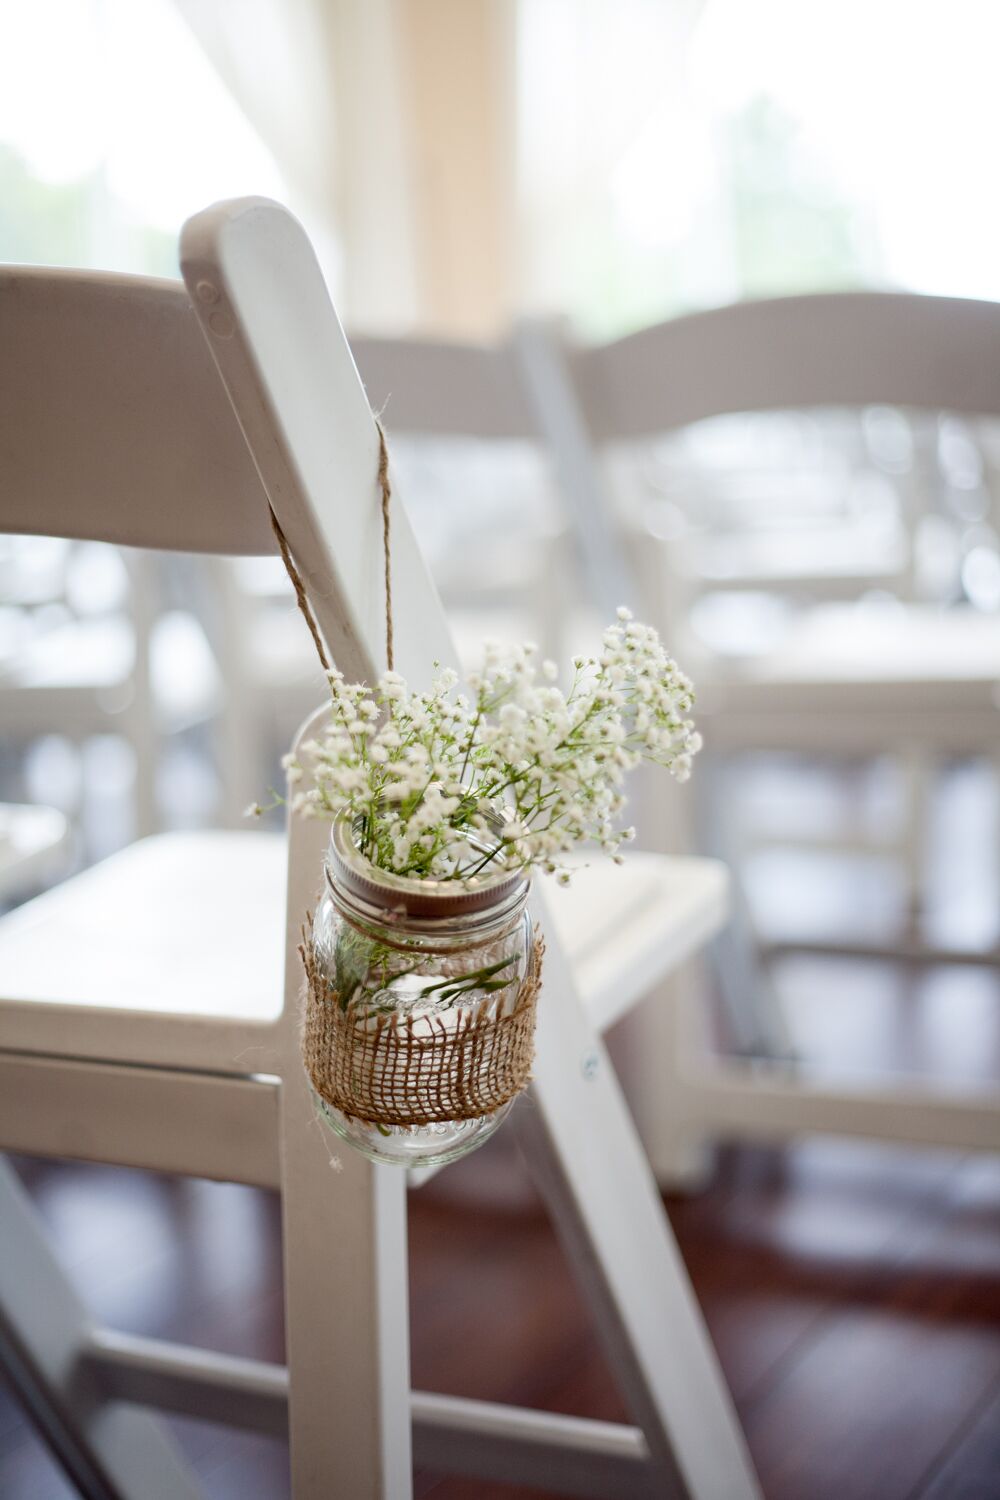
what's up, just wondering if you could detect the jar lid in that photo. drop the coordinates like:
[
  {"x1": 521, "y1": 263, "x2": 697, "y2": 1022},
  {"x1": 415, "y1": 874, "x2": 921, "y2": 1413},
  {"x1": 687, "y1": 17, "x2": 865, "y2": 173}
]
[{"x1": 328, "y1": 813, "x2": 529, "y2": 920}]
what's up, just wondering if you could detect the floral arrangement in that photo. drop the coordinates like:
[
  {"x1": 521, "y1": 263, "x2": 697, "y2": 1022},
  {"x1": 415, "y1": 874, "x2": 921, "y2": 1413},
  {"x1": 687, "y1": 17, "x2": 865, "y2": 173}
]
[{"x1": 270, "y1": 609, "x2": 700, "y2": 884}]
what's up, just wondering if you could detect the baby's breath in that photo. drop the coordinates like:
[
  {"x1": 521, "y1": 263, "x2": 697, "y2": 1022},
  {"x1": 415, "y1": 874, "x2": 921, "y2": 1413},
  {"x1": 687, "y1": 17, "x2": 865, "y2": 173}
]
[{"x1": 287, "y1": 610, "x2": 700, "y2": 882}]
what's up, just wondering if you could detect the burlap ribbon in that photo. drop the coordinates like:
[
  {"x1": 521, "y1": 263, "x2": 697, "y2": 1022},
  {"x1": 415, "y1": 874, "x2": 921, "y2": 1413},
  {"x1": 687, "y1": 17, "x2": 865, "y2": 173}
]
[{"x1": 301, "y1": 931, "x2": 544, "y2": 1128}]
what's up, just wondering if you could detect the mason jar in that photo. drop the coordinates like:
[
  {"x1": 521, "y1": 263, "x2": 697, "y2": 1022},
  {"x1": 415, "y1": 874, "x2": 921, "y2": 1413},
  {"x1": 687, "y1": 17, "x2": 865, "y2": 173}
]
[{"x1": 303, "y1": 813, "x2": 538, "y2": 1168}]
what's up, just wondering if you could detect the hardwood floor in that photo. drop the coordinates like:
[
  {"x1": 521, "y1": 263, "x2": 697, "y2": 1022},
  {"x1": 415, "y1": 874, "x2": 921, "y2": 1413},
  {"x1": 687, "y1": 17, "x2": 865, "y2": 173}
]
[
  {"x1": 2, "y1": 758, "x2": 998, "y2": 1497},
  {"x1": 3, "y1": 1110, "x2": 999, "y2": 1499}
]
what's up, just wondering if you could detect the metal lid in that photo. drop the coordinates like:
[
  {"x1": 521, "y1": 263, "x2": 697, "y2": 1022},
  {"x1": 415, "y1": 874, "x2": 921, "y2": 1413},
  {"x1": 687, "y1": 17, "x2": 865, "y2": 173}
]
[{"x1": 328, "y1": 813, "x2": 529, "y2": 920}]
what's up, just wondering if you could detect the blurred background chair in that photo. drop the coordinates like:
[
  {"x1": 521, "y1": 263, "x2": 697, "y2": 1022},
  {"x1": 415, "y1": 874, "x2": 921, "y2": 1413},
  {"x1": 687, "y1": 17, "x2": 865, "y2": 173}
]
[
  {"x1": 527, "y1": 289, "x2": 1000, "y2": 1159},
  {"x1": 567, "y1": 293, "x2": 1000, "y2": 952}
]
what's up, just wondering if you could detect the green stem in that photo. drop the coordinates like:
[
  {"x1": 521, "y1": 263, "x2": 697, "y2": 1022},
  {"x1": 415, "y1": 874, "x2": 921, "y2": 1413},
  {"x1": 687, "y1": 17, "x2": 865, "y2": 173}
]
[{"x1": 415, "y1": 955, "x2": 515, "y2": 998}]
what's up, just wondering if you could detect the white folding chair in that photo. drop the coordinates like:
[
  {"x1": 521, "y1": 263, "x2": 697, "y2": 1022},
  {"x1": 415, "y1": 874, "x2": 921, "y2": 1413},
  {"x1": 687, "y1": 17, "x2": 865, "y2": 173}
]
[
  {"x1": 528, "y1": 292, "x2": 1000, "y2": 1164},
  {"x1": 0, "y1": 200, "x2": 758, "y2": 1498},
  {"x1": 562, "y1": 293, "x2": 1000, "y2": 855}
]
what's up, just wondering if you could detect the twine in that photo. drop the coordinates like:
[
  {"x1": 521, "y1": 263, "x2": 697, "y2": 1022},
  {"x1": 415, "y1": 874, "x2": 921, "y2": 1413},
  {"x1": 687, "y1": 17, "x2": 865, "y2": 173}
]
[
  {"x1": 269, "y1": 419, "x2": 394, "y2": 674},
  {"x1": 268, "y1": 509, "x2": 330, "y2": 673},
  {"x1": 377, "y1": 424, "x2": 394, "y2": 672},
  {"x1": 301, "y1": 930, "x2": 544, "y2": 1128}
]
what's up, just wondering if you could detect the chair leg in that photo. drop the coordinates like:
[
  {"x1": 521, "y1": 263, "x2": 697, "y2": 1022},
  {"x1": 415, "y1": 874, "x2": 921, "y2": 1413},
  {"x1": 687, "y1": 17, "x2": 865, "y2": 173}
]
[
  {"x1": 629, "y1": 963, "x2": 714, "y2": 1191},
  {"x1": 513, "y1": 920, "x2": 760, "y2": 1500},
  {"x1": 0, "y1": 1157, "x2": 203, "y2": 1500},
  {"x1": 278, "y1": 801, "x2": 413, "y2": 1499},
  {"x1": 900, "y1": 747, "x2": 931, "y2": 926},
  {"x1": 279, "y1": 1067, "x2": 412, "y2": 1499},
  {"x1": 129, "y1": 711, "x2": 160, "y2": 840}
]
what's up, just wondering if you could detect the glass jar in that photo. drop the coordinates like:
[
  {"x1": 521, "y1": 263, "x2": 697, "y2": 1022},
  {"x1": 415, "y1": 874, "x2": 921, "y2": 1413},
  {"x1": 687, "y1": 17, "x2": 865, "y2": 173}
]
[{"x1": 304, "y1": 814, "x2": 536, "y2": 1168}]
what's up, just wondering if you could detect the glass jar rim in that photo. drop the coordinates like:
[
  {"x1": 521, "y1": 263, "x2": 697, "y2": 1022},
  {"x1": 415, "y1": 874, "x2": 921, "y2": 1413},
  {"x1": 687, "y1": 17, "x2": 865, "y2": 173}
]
[{"x1": 327, "y1": 812, "x2": 529, "y2": 921}]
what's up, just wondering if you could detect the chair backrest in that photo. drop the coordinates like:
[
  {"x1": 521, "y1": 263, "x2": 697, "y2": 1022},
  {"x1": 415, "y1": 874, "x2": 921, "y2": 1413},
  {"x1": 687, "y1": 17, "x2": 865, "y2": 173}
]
[
  {"x1": 569, "y1": 291, "x2": 1000, "y2": 440},
  {"x1": 180, "y1": 197, "x2": 459, "y2": 690},
  {"x1": 349, "y1": 332, "x2": 539, "y2": 441},
  {"x1": 0, "y1": 218, "x2": 479, "y2": 689},
  {"x1": 0, "y1": 268, "x2": 274, "y2": 554},
  {"x1": 539, "y1": 292, "x2": 1000, "y2": 624}
]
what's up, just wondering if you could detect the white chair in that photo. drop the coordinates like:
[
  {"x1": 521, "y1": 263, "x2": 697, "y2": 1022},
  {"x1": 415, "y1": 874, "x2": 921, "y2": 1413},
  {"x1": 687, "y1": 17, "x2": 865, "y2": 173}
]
[
  {"x1": 0, "y1": 201, "x2": 758, "y2": 1498},
  {"x1": 529, "y1": 291, "x2": 1000, "y2": 1164}
]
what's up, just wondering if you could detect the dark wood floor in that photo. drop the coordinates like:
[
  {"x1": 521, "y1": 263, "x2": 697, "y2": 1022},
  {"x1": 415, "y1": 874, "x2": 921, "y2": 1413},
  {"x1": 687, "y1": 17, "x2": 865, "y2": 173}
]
[
  {"x1": 2, "y1": 758, "x2": 999, "y2": 1497},
  {"x1": 3, "y1": 1085, "x2": 999, "y2": 1499}
]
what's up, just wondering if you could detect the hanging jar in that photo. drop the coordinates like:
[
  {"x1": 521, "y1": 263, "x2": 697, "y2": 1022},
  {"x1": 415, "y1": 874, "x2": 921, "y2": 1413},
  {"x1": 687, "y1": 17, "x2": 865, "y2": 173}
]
[{"x1": 302, "y1": 812, "x2": 541, "y2": 1168}]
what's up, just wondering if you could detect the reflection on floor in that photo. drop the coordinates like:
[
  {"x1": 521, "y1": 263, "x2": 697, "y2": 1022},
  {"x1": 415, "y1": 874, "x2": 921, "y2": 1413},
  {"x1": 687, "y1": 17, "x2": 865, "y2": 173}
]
[{"x1": 3, "y1": 1122, "x2": 999, "y2": 1499}]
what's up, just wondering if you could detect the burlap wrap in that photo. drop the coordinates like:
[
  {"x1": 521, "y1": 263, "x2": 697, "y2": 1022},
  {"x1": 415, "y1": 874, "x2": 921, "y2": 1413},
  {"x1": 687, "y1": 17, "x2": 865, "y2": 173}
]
[{"x1": 301, "y1": 931, "x2": 543, "y2": 1127}]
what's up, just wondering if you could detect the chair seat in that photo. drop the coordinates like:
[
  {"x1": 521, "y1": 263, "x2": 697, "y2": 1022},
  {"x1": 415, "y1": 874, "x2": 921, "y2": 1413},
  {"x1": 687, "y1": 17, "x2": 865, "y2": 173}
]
[
  {"x1": 0, "y1": 832, "x2": 288, "y2": 1073},
  {"x1": 0, "y1": 831, "x2": 728, "y2": 1073},
  {"x1": 541, "y1": 852, "x2": 728, "y2": 1032},
  {"x1": 696, "y1": 603, "x2": 1000, "y2": 746}
]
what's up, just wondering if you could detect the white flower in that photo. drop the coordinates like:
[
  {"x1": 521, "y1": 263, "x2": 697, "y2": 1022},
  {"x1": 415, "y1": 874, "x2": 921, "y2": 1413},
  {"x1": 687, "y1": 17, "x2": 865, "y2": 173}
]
[{"x1": 290, "y1": 611, "x2": 699, "y2": 883}]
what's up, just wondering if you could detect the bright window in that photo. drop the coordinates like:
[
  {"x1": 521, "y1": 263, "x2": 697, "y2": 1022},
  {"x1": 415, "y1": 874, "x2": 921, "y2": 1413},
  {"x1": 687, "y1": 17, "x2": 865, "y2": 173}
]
[{"x1": 0, "y1": 0, "x2": 284, "y2": 275}]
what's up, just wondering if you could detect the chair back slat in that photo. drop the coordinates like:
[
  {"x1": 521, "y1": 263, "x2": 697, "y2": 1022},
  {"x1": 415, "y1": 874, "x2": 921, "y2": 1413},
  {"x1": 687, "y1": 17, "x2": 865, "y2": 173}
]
[
  {"x1": 181, "y1": 197, "x2": 459, "y2": 690},
  {"x1": 575, "y1": 292, "x2": 1000, "y2": 440},
  {"x1": 350, "y1": 334, "x2": 539, "y2": 440},
  {"x1": 0, "y1": 268, "x2": 273, "y2": 554}
]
